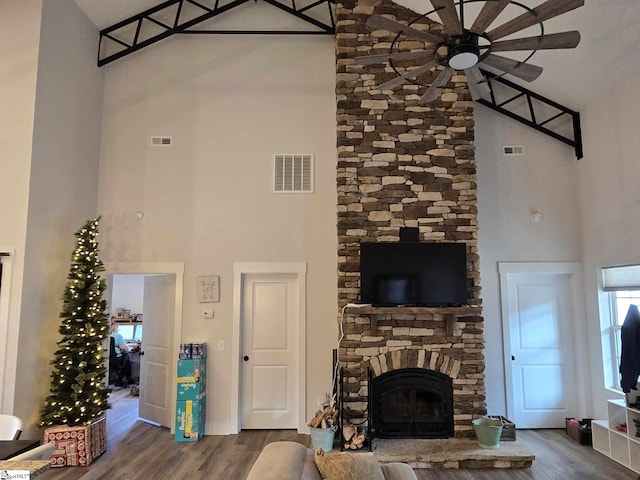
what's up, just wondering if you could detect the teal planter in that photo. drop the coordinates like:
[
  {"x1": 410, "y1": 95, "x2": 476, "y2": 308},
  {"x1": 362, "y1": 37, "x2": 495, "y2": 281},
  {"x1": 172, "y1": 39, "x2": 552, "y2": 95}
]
[
  {"x1": 472, "y1": 418, "x2": 503, "y2": 449},
  {"x1": 310, "y1": 427, "x2": 335, "y2": 452}
]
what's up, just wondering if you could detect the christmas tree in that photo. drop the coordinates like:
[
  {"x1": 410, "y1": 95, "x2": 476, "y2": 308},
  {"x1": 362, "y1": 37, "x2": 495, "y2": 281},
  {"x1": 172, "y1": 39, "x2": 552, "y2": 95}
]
[{"x1": 40, "y1": 217, "x2": 110, "y2": 427}]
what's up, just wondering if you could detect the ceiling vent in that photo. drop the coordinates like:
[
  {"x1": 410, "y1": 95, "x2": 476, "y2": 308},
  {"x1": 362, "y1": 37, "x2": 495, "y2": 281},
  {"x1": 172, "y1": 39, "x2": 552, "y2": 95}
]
[
  {"x1": 273, "y1": 154, "x2": 314, "y2": 193},
  {"x1": 503, "y1": 145, "x2": 524, "y2": 156},
  {"x1": 150, "y1": 136, "x2": 172, "y2": 146}
]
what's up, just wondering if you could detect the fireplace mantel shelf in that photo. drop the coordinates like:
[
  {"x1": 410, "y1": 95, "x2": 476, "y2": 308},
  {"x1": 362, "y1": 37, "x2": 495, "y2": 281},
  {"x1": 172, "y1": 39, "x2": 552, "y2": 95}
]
[
  {"x1": 344, "y1": 305, "x2": 481, "y2": 315},
  {"x1": 344, "y1": 305, "x2": 482, "y2": 335}
]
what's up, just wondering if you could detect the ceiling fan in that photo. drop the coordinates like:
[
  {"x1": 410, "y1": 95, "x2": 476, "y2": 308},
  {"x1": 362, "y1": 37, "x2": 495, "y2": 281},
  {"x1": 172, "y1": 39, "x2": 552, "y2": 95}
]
[{"x1": 355, "y1": 0, "x2": 584, "y2": 103}]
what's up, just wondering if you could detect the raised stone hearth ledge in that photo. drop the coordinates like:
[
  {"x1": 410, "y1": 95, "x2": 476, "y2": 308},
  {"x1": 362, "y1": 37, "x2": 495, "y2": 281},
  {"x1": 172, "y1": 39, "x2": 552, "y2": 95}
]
[{"x1": 372, "y1": 438, "x2": 535, "y2": 469}]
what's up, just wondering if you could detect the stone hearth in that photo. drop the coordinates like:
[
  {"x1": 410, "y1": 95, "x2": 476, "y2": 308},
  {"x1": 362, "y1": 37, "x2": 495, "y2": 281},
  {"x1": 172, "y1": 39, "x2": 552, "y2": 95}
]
[{"x1": 372, "y1": 438, "x2": 535, "y2": 469}]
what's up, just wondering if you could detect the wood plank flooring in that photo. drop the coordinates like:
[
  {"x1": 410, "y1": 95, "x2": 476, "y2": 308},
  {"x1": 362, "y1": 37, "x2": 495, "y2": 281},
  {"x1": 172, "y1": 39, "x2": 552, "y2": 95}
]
[{"x1": 37, "y1": 389, "x2": 638, "y2": 479}]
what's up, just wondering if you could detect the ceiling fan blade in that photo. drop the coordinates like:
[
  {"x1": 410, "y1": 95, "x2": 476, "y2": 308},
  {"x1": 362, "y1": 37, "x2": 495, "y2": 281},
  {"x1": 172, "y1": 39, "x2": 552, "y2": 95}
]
[
  {"x1": 464, "y1": 66, "x2": 491, "y2": 101},
  {"x1": 488, "y1": 0, "x2": 584, "y2": 41},
  {"x1": 355, "y1": 50, "x2": 435, "y2": 66},
  {"x1": 492, "y1": 31, "x2": 581, "y2": 52},
  {"x1": 429, "y1": 0, "x2": 463, "y2": 36},
  {"x1": 377, "y1": 60, "x2": 438, "y2": 91},
  {"x1": 420, "y1": 67, "x2": 454, "y2": 104},
  {"x1": 480, "y1": 54, "x2": 543, "y2": 82},
  {"x1": 470, "y1": 0, "x2": 510, "y2": 34},
  {"x1": 367, "y1": 15, "x2": 444, "y2": 44}
]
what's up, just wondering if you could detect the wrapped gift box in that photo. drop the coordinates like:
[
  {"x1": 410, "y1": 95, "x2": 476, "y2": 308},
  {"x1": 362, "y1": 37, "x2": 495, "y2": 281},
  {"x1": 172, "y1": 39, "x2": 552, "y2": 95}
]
[{"x1": 44, "y1": 416, "x2": 106, "y2": 467}]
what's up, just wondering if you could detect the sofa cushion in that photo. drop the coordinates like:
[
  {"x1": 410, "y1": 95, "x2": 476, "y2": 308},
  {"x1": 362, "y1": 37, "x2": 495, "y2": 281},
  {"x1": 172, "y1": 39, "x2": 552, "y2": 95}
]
[
  {"x1": 246, "y1": 441, "x2": 322, "y2": 480},
  {"x1": 314, "y1": 449, "x2": 385, "y2": 480},
  {"x1": 380, "y1": 462, "x2": 419, "y2": 480}
]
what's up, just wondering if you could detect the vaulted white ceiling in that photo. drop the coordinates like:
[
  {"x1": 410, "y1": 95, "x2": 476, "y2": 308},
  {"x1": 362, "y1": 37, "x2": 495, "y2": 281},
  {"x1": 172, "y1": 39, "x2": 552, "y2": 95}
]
[{"x1": 73, "y1": 0, "x2": 640, "y2": 107}]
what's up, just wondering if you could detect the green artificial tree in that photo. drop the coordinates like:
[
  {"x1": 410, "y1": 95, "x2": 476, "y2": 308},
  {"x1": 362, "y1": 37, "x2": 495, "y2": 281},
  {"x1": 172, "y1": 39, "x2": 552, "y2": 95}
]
[{"x1": 40, "y1": 217, "x2": 110, "y2": 427}]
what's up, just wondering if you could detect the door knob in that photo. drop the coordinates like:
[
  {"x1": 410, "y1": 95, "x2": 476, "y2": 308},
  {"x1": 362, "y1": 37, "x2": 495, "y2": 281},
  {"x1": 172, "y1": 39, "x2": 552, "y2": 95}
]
[
  {"x1": 140, "y1": 351, "x2": 145, "y2": 356},
  {"x1": 511, "y1": 355, "x2": 515, "y2": 361},
  {"x1": 243, "y1": 355, "x2": 249, "y2": 361}
]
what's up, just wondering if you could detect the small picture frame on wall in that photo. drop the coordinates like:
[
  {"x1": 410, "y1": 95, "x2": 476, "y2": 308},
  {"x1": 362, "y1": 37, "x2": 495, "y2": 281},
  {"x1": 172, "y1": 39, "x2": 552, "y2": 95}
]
[{"x1": 197, "y1": 275, "x2": 220, "y2": 303}]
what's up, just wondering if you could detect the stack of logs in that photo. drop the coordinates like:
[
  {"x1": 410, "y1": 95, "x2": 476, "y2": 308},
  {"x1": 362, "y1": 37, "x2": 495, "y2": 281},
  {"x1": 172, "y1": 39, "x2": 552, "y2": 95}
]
[
  {"x1": 308, "y1": 405, "x2": 338, "y2": 430},
  {"x1": 342, "y1": 423, "x2": 365, "y2": 450}
]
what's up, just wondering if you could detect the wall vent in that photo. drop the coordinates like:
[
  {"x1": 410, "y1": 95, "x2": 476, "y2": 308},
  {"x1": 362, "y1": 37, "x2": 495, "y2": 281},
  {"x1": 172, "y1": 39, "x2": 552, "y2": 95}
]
[
  {"x1": 273, "y1": 154, "x2": 314, "y2": 193},
  {"x1": 151, "y1": 136, "x2": 172, "y2": 146},
  {"x1": 503, "y1": 145, "x2": 524, "y2": 156}
]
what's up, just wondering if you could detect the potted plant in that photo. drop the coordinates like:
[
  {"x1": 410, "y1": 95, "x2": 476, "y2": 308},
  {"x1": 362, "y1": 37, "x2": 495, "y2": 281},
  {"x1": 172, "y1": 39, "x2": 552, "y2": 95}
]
[{"x1": 308, "y1": 393, "x2": 338, "y2": 452}]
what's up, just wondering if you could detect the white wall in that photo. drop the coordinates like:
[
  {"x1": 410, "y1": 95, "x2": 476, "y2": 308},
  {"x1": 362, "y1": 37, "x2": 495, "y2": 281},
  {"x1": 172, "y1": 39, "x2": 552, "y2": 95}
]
[
  {"x1": 14, "y1": 0, "x2": 103, "y2": 437},
  {"x1": 111, "y1": 275, "x2": 145, "y2": 316},
  {"x1": 475, "y1": 105, "x2": 583, "y2": 416},
  {"x1": 97, "y1": 12, "x2": 337, "y2": 432},
  {"x1": 0, "y1": 0, "x2": 42, "y2": 415},
  {"x1": 578, "y1": 64, "x2": 640, "y2": 418}
]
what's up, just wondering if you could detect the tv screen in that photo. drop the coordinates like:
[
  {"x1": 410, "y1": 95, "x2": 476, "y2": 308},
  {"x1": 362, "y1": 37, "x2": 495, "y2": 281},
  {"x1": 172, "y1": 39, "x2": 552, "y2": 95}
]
[{"x1": 360, "y1": 242, "x2": 467, "y2": 307}]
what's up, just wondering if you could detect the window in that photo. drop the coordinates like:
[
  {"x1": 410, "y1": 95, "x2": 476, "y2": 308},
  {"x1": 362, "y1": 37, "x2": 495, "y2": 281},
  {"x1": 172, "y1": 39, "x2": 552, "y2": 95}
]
[
  {"x1": 608, "y1": 291, "x2": 640, "y2": 388},
  {"x1": 602, "y1": 265, "x2": 640, "y2": 390},
  {"x1": 118, "y1": 324, "x2": 143, "y2": 343}
]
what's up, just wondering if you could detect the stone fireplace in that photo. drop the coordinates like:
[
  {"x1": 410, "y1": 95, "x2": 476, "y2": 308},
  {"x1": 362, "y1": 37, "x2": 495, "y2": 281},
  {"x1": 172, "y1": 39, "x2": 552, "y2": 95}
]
[{"x1": 335, "y1": 0, "x2": 486, "y2": 440}]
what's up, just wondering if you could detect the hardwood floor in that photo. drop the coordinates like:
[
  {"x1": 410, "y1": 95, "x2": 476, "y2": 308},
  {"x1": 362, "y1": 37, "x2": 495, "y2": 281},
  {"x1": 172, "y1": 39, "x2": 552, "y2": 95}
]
[{"x1": 38, "y1": 390, "x2": 638, "y2": 479}]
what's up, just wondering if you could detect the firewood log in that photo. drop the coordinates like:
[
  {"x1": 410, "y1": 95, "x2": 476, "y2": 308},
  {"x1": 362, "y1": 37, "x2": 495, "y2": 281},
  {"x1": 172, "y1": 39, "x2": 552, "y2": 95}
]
[{"x1": 342, "y1": 425, "x2": 356, "y2": 442}]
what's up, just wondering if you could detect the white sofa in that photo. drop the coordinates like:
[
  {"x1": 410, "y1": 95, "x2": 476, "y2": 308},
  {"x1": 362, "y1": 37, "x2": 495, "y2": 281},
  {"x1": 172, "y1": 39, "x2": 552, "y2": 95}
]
[{"x1": 246, "y1": 441, "x2": 418, "y2": 480}]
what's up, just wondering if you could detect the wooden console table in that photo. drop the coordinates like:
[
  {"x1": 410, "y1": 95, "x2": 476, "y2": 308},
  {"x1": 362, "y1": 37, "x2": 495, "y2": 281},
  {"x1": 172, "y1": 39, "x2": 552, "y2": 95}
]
[
  {"x1": 0, "y1": 440, "x2": 40, "y2": 460},
  {"x1": 0, "y1": 459, "x2": 50, "y2": 477}
]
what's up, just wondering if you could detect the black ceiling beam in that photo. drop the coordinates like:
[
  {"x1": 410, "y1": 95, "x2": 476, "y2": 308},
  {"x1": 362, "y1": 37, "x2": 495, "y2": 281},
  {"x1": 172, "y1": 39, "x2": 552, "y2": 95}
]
[
  {"x1": 478, "y1": 69, "x2": 583, "y2": 160},
  {"x1": 261, "y1": 0, "x2": 334, "y2": 33},
  {"x1": 98, "y1": 0, "x2": 335, "y2": 67}
]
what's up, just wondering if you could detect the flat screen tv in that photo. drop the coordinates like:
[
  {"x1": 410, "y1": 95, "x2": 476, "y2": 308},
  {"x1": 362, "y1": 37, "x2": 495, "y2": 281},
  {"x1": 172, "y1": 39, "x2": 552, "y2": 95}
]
[{"x1": 359, "y1": 242, "x2": 467, "y2": 307}]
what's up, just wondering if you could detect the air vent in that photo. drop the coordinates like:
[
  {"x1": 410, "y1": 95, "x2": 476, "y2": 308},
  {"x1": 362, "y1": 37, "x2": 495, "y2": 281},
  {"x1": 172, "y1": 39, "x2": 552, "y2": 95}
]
[
  {"x1": 150, "y1": 136, "x2": 172, "y2": 146},
  {"x1": 273, "y1": 154, "x2": 313, "y2": 193},
  {"x1": 503, "y1": 145, "x2": 524, "y2": 156}
]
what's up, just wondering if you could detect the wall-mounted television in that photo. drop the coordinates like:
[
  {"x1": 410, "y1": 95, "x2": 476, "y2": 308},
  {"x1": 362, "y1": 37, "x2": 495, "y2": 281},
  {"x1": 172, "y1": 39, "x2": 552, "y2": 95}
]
[{"x1": 359, "y1": 242, "x2": 468, "y2": 307}]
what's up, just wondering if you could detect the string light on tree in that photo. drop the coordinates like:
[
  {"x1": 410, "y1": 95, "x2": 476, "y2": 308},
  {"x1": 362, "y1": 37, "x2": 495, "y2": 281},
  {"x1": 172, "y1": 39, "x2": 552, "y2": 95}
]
[{"x1": 40, "y1": 217, "x2": 110, "y2": 427}]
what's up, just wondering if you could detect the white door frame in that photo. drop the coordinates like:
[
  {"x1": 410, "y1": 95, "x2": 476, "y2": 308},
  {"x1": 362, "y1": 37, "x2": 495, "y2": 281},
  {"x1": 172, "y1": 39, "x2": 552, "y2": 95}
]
[
  {"x1": 104, "y1": 262, "x2": 184, "y2": 434},
  {"x1": 231, "y1": 262, "x2": 307, "y2": 434},
  {"x1": 499, "y1": 262, "x2": 589, "y2": 423},
  {"x1": 0, "y1": 251, "x2": 15, "y2": 413}
]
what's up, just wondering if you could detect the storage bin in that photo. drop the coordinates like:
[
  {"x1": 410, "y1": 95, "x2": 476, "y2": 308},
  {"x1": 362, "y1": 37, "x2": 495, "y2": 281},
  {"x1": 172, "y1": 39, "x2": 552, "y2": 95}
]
[
  {"x1": 488, "y1": 415, "x2": 516, "y2": 441},
  {"x1": 566, "y1": 418, "x2": 593, "y2": 446}
]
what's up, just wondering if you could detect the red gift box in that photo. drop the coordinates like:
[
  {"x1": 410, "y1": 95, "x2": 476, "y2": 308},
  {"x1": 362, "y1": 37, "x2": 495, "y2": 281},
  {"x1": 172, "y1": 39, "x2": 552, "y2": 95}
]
[{"x1": 44, "y1": 416, "x2": 106, "y2": 467}]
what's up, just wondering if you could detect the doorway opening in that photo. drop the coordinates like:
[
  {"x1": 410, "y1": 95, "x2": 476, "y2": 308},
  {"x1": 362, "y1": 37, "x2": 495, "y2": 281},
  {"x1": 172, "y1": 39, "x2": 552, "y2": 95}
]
[{"x1": 103, "y1": 263, "x2": 184, "y2": 443}]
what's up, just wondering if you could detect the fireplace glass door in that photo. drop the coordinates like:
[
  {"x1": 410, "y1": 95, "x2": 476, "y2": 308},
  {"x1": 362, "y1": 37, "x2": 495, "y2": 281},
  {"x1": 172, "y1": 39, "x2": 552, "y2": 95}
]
[{"x1": 371, "y1": 368, "x2": 454, "y2": 438}]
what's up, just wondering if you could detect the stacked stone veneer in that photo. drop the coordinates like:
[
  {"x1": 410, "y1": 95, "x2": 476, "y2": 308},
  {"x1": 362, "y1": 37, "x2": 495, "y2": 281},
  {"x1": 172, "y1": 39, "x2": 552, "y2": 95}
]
[{"x1": 335, "y1": 0, "x2": 486, "y2": 438}]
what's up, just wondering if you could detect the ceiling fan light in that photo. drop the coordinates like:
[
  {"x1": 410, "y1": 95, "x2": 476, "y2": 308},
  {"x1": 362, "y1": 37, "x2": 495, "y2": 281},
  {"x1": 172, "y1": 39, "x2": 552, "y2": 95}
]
[{"x1": 448, "y1": 51, "x2": 479, "y2": 70}]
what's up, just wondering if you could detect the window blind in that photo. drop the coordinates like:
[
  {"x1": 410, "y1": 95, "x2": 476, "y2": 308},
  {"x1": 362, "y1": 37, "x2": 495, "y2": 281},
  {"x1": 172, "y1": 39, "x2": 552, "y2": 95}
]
[{"x1": 602, "y1": 264, "x2": 640, "y2": 291}]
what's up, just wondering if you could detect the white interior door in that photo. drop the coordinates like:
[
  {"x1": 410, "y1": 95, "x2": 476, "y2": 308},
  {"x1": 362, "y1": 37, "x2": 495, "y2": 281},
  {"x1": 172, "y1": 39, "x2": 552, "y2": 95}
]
[
  {"x1": 241, "y1": 273, "x2": 298, "y2": 429},
  {"x1": 139, "y1": 274, "x2": 175, "y2": 427},
  {"x1": 502, "y1": 271, "x2": 578, "y2": 428}
]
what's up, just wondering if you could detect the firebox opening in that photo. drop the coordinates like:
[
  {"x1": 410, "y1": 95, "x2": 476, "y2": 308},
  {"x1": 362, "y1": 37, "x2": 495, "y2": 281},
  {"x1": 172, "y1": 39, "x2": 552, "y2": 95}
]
[{"x1": 371, "y1": 368, "x2": 454, "y2": 439}]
